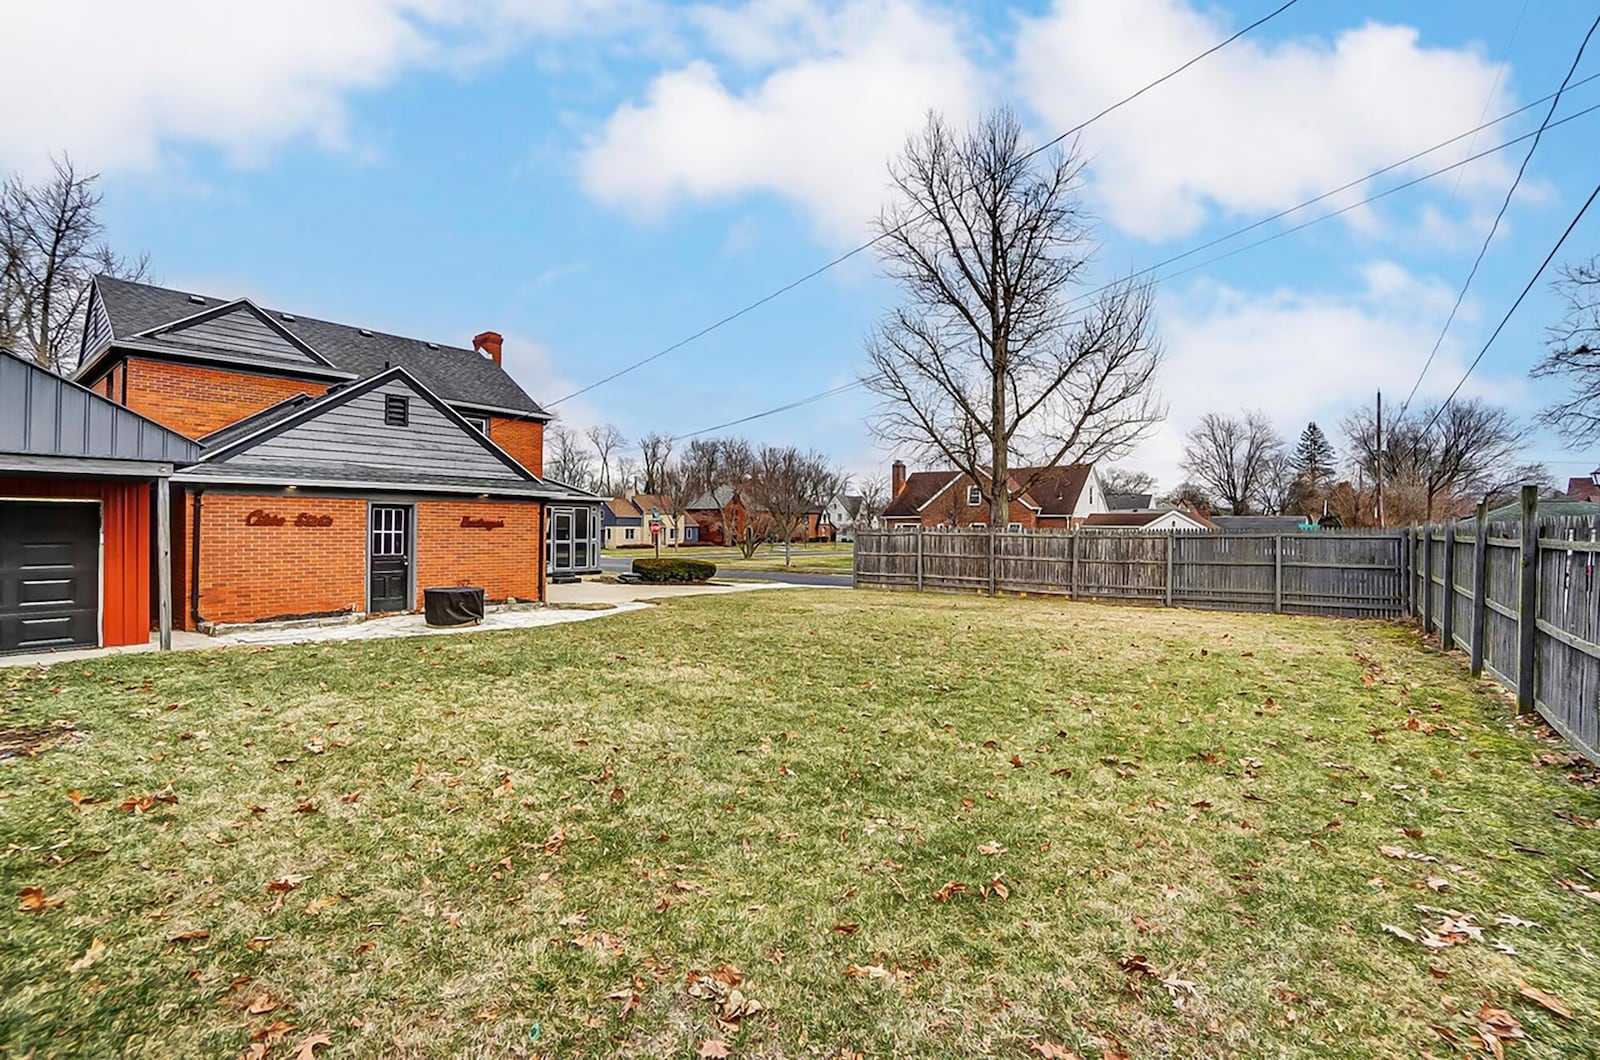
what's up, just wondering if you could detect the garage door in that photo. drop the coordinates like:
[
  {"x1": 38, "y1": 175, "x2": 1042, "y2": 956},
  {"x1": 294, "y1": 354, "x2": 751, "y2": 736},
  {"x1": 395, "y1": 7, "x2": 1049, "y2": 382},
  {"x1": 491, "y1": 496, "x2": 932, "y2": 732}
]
[{"x1": 0, "y1": 502, "x2": 100, "y2": 654}]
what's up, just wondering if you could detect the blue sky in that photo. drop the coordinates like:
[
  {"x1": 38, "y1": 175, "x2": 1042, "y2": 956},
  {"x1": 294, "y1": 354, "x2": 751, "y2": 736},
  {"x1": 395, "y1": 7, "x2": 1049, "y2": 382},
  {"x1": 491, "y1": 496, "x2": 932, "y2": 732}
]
[{"x1": 6, "y1": 0, "x2": 1599, "y2": 492}]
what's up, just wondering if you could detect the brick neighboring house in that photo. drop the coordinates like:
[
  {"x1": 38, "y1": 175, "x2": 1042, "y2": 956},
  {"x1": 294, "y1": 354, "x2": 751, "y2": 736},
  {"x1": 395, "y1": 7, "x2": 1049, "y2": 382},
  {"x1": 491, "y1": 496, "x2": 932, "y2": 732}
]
[
  {"x1": 880, "y1": 460, "x2": 1109, "y2": 530},
  {"x1": 1566, "y1": 469, "x2": 1600, "y2": 502},
  {"x1": 686, "y1": 486, "x2": 825, "y2": 545},
  {"x1": 70, "y1": 275, "x2": 605, "y2": 630}
]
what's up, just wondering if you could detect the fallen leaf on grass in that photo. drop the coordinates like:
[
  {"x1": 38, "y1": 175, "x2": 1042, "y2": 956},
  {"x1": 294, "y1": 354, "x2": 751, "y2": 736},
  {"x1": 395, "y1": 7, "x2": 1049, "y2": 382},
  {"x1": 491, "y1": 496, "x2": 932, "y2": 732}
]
[
  {"x1": 1558, "y1": 878, "x2": 1600, "y2": 906},
  {"x1": 66, "y1": 937, "x2": 105, "y2": 973},
  {"x1": 17, "y1": 886, "x2": 64, "y2": 912},
  {"x1": 302, "y1": 895, "x2": 338, "y2": 916},
  {"x1": 977, "y1": 841, "x2": 1005, "y2": 856},
  {"x1": 251, "y1": 1020, "x2": 296, "y2": 1044},
  {"x1": 1517, "y1": 983, "x2": 1574, "y2": 1019},
  {"x1": 1030, "y1": 1042, "x2": 1081, "y2": 1059},
  {"x1": 246, "y1": 995, "x2": 279, "y2": 1015},
  {"x1": 931, "y1": 881, "x2": 967, "y2": 902},
  {"x1": 118, "y1": 787, "x2": 178, "y2": 813},
  {"x1": 697, "y1": 1040, "x2": 731, "y2": 1058},
  {"x1": 1382, "y1": 924, "x2": 1419, "y2": 944},
  {"x1": 1477, "y1": 1004, "x2": 1526, "y2": 1059},
  {"x1": 169, "y1": 928, "x2": 211, "y2": 943},
  {"x1": 831, "y1": 923, "x2": 859, "y2": 935},
  {"x1": 980, "y1": 876, "x2": 1010, "y2": 900}
]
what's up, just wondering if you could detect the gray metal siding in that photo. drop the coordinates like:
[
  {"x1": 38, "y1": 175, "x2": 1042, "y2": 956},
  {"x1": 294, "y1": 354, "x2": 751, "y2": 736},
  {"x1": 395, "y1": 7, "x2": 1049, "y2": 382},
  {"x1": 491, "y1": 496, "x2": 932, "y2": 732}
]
[
  {"x1": 224, "y1": 379, "x2": 521, "y2": 482},
  {"x1": 0, "y1": 350, "x2": 200, "y2": 464},
  {"x1": 156, "y1": 306, "x2": 318, "y2": 366}
]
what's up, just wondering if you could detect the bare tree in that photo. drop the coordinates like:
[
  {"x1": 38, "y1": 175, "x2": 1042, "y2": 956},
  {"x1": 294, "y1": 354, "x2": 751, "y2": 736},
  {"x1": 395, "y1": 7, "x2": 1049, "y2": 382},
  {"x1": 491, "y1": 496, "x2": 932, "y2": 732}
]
[
  {"x1": 1251, "y1": 451, "x2": 1299, "y2": 516},
  {"x1": 1179, "y1": 412, "x2": 1284, "y2": 515},
  {"x1": 863, "y1": 108, "x2": 1164, "y2": 529},
  {"x1": 1159, "y1": 481, "x2": 1216, "y2": 515},
  {"x1": 1098, "y1": 467, "x2": 1158, "y2": 499},
  {"x1": 585, "y1": 423, "x2": 627, "y2": 494},
  {"x1": 854, "y1": 479, "x2": 887, "y2": 532},
  {"x1": 680, "y1": 436, "x2": 756, "y2": 548},
  {"x1": 1, "y1": 155, "x2": 150, "y2": 372},
  {"x1": 1343, "y1": 398, "x2": 1528, "y2": 521},
  {"x1": 638, "y1": 432, "x2": 674, "y2": 494},
  {"x1": 747, "y1": 446, "x2": 844, "y2": 567},
  {"x1": 655, "y1": 460, "x2": 698, "y2": 549},
  {"x1": 1532, "y1": 257, "x2": 1600, "y2": 443},
  {"x1": 613, "y1": 455, "x2": 641, "y2": 495},
  {"x1": 546, "y1": 425, "x2": 596, "y2": 490}
]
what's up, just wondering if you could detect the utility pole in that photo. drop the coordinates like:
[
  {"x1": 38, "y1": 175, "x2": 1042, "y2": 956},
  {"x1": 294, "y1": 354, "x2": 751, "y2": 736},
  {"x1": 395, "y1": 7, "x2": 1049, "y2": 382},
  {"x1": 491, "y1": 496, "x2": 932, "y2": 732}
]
[{"x1": 1374, "y1": 390, "x2": 1385, "y2": 528}]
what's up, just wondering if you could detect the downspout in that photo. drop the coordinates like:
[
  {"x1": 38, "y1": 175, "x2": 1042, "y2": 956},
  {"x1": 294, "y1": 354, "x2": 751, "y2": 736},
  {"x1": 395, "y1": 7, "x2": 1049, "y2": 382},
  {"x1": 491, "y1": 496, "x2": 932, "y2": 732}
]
[{"x1": 189, "y1": 489, "x2": 206, "y2": 628}]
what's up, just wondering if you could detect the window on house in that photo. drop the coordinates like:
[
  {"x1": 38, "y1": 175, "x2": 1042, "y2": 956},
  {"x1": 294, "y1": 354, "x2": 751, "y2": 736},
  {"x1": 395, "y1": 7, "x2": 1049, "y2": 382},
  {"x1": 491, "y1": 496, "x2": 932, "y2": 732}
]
[
  {"x1": 384, "y1": 395, "x2": 409, "y2": 427},
  {"x1": 966, "y1": 485, "x2": 982, "y2": 506},
  {"x1": 463, "y1": 415, "x2": 488, "y2": 435},
  {"x1": 970, "y1": 521, "x2": 987, "y2": 529},
  {"x1": 1007, "y1": 522, "x2": 1023, "y2": 532},
  {"x1": 625, "y1": 527, "x2": 636, "y2": 541}
]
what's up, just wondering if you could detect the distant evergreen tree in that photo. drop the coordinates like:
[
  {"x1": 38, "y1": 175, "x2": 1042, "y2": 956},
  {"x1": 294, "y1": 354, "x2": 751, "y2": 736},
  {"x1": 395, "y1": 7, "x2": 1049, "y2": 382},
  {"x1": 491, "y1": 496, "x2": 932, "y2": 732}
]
[{"x1": 1292, "y1": 422, "x2": 1336, "y2": 485}]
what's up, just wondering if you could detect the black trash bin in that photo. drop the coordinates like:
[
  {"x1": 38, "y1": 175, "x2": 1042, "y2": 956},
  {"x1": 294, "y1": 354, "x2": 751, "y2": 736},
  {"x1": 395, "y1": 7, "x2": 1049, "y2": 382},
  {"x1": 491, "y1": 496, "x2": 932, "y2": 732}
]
[{"x1": 423, "y1": 586, "x2": 485, "y2": 627}]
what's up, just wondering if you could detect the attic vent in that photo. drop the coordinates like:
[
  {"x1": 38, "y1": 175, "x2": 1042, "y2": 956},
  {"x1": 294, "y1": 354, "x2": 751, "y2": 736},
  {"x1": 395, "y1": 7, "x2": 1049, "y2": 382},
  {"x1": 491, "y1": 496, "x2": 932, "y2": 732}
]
[
  {"x1": 279, "y1": 312, "x2": 296, "y2": 321},
  {"x1": 187, "y1": 295, "x2": 206, "y2": 305},
  {"x1": 359, "y1": 328, "x2": 374, "y2": 337},
  {"x1": 426, "y1": 342, "x2": 439, "y2": 350}
]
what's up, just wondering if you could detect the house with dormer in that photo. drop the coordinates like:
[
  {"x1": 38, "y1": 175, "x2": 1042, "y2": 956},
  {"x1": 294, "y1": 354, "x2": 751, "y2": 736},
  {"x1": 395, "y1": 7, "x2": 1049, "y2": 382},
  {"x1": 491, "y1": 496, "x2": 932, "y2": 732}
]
[
  {"x1": 68, "y1": 276, "x2": 603, "y2": 632},
  {"x1": 879, "y1": 460, "x2": 1110, "y2": 530}
]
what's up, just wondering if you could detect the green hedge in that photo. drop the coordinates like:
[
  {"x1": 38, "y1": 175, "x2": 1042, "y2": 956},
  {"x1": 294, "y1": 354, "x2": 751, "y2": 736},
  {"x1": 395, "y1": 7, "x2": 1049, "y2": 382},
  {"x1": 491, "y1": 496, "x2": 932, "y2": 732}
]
[{"x1": 631, "y1": 557, "x2": 717, "y2": 583}]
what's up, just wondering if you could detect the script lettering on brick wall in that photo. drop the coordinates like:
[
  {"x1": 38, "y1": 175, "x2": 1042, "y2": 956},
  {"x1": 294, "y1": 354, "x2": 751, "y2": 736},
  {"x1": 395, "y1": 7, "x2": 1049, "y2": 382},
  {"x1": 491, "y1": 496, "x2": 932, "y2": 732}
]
[
  {"x1": 244, "y1": 509, "x2": 334, "y2": 528},
  {"x1": 460, "y1": 516, "x2": 506, "y2": 530}
]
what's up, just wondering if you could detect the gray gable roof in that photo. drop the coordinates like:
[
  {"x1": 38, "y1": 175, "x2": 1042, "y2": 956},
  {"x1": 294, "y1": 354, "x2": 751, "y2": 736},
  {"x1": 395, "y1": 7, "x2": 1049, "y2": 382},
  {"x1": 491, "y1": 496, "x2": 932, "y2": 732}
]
[
  {"x1": 180, "y1": 366, "x2": 554, "y2": 497},
  {"x1": 89, "y1": 276, "x2": 549, "y2": 418},
  {"x1": 0, "y1": 347, "x2": 200, "y2": 467}
]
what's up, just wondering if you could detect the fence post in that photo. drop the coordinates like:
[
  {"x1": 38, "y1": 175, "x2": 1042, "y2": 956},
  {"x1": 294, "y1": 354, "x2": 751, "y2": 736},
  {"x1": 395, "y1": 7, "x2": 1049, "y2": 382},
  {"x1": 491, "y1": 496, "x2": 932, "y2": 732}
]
[
  {"x1": 1273, "y1": 534, "x2": 1283, "y2": 613},
  {"x1": 1422, "y1": 525, "x2": 1434, "y2": 637},
  {"x1": 1069, "y1": 531, "x2": 1079, "y2": 600},
  {"x1": 1516, "y1": 485, "x2": 1538, "y2": 714},
  {"x1": 1470, "y1": 501, "x2": 1488, "y2": 676},
  {"x1": 988, "y1": 526, "x2": 997, "y2": 597},
  {"x1": 1441, "y1": 518, "x2": 1457, "y2": 650},
  {"x1": 915, "y1": 526, "x2": 924, "y2": 593},
  {"x1": 1164, "y1": 532, "x2": 1174, "y2": 608}
]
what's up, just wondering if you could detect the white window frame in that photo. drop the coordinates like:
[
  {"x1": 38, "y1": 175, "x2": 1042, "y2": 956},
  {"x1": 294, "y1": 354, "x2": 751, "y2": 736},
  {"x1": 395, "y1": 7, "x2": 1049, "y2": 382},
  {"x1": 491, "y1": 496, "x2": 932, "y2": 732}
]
[
  {"x1": 969, "y1": 521, "x2": 987, "y2": 529},
  {"x1": 462, "y1": 415, "x2": 488, "y2": 435},
  {"x1": 624, "y1": 527, "x2": 635, "y2": 541},
  {"x1": 1006, "y1": 522, "x2": 1023, "y2": 532},
  {"x1": 966, "y1": 485, "x2": 982, "y2": 506}
]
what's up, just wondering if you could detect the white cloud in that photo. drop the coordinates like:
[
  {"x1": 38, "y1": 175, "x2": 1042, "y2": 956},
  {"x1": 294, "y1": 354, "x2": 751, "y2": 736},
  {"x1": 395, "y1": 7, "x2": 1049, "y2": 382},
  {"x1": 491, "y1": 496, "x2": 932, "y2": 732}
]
[
  {"x1": 0, "y1": 0, "x2": 652, "y2": 176},
  {"x1": 1014, "y1": 0, "x2": 1515, "y2": 241},
  {"x1": 577, "y1": 0, "x2": 984, "y2": 240},
  {"x1": 1130, "y1": 262, "x2": 1518, "y2": 486}
]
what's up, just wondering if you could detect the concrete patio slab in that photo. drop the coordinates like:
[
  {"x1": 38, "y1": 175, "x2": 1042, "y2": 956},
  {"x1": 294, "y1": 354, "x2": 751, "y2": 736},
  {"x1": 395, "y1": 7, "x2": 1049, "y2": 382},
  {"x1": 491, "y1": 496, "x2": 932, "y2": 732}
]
[{"x1": 0, "y1": 578, "x2": 790, "y2": 668}]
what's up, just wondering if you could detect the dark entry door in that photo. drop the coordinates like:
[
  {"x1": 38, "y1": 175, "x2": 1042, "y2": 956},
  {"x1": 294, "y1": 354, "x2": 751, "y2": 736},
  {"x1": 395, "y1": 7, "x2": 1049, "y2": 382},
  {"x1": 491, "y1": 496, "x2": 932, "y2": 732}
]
[
  {"x1": 0, "y1": 501, "x2": 100, "y2": 654},
  {"x1": 368, "y1": 505, "x2": 411, "y2": 613}
]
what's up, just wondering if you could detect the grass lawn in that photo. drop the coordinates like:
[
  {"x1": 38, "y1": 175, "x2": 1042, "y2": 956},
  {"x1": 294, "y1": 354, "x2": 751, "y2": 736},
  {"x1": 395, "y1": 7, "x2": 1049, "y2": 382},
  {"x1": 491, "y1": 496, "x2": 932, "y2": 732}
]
[
  {"x1": 3, "y1": 590, "x2": 1598, "y2": 1059},
  {"x1": 607, "y1": 543, "x2": 855, "y2": 574}
]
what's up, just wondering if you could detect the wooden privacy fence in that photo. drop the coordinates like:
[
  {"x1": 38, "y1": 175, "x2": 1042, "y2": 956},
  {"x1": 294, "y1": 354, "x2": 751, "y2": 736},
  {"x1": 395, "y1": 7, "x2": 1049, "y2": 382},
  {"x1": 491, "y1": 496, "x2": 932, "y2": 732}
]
[
  {"x1": 1407, "y1": 487, "x2": 1599, "y2": 764},
  {"x1": 854, "y1": 527, "x2": 1406, "y2": 617}
]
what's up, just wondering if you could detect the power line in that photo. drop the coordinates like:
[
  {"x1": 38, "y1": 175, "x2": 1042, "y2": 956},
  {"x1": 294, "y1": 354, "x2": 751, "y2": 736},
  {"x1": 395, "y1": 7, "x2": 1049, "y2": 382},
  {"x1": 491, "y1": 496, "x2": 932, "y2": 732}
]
[
  {"x1": 546, "y1": 0, "x2": 1303, "y2": 408},
  {"x1": 1418, "y1": 180, "x2": 1600, "y2": 437},
  {"x1": 1394, "y1": 11, "x2": 1600, "y2": 422},
  {"x1": 1060, "y1": 75, "x2": 1600, "y2": 310},
  {"x1": 667, "y1": 97, "x2": 1600, "y2": 442}
]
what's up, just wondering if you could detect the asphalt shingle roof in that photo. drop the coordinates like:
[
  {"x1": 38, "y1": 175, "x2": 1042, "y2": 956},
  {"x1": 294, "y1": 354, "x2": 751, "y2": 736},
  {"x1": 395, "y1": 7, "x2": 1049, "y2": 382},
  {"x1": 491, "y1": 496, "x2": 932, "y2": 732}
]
[{"x1": 92, "y1": 276, "x2": 548, "y2": 417}]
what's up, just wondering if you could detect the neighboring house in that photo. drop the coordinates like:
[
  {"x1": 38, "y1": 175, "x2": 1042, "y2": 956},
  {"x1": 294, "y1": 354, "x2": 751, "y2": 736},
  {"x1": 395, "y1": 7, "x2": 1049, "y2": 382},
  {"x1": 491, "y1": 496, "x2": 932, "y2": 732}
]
[
  {"x1": 1208, "y1": 515, "x2": 1314, "y2": 533},
  {"x1": 1484, "y1": 497, "x2": 1600, "y2": 522},
  {"x1": 880, "y1": 459, "x2": 1109, "y2": 530},
  {"x1": 1104, "y1": 492, "x2": 1154, "y2": 511},
  {"x1": 601, "y1": 493, "x2": 690, "y2": 548},
  {"x1": 822, "y1": 493, "x2": 868, "y2": 542},
  {"x1": 1566, "y1": 469, "x2": 1600, "y2": 502},
  {"x1": 1082, "y1": 509, "x2": 1216, "y2": 532},
  {"x1": 686, "y1": 485, "x2": 823, "y2": 544},
  {"x1": 69, "y1": 275, "x2": 605, "y2": 630}
]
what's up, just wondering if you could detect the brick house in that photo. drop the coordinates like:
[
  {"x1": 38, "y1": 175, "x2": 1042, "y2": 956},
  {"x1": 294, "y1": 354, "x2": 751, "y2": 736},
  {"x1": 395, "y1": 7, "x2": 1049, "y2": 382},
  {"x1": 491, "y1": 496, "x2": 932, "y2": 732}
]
[
  {"x1": 880, "y1": 460, "x2": 1109, "y2": 530},
  {"x1": 685, "y1": 486, "x2": 824, "y2": 545},
  {"x1": 70, "y1": 276, "x2": 604, "y2": 631},
  {"x1": 1566, "y1": 469, "x2": 1600, "y2": 502}
]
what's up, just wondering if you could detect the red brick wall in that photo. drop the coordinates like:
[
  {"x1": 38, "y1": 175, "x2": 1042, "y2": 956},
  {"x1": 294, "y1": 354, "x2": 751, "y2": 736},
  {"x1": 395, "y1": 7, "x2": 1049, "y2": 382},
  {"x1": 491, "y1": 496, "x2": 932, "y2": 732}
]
[
  {"x1": 888, "y1": 488, "x2": 1074, "y2": 531},
  {"x1": 114, "y1": 357, "x2": 330, "y2": 439},
  {"x1": 177, "y1": 492, "x2": 546, "y2": 628},
  {"x1": 415, "y1": 499, "x2": 543, "y2": 605},
  {"x1": 185, "y1": 493, "x2": 368, "y2": 628},
  {"x1": 488, "y1": 417, "x2": 544, "y2": 476}
]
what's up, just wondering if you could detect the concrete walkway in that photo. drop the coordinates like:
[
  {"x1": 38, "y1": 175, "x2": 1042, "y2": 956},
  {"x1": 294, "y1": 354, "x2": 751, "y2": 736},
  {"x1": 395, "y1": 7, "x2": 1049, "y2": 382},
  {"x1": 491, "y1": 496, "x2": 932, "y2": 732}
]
[{"x1": 0, "y1": 579, "x2": 789, "y2": 668}]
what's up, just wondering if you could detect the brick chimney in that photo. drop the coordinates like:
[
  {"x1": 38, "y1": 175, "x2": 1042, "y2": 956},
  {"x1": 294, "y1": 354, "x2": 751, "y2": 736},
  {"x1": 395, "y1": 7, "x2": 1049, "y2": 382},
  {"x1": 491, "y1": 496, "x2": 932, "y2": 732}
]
[
  {"x1": 472, "y1": 331, "x2": 504, "y2": 366},
  {"x1": 891, "y1": 459, "x2": 907, "y2": 498}
]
